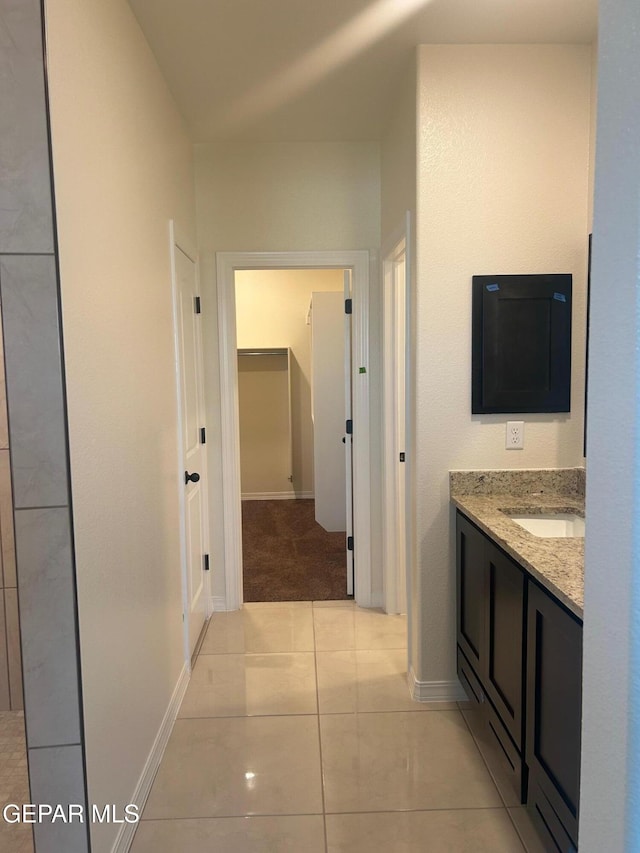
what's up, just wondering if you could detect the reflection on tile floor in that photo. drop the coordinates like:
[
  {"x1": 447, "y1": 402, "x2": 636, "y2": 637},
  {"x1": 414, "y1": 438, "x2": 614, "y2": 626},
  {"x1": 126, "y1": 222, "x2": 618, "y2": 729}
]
[
  {"x1": 0, "y1": 711, "x2": 32, "y2": 853},
  {"x1": 132, "y1": 603, "x2": 533, "y2": 853}
]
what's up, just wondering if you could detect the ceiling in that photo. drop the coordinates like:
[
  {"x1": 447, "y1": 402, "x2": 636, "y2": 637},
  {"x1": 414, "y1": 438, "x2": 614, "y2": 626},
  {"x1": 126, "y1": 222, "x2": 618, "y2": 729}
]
[{"x1": 129, "y1": 0, "x2": 598, "y2": 142}]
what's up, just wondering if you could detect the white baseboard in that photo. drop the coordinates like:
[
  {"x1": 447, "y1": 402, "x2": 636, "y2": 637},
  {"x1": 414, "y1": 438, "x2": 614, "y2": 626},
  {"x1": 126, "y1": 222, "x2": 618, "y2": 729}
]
[
  {"x1": 241, "y1": 491, "x2": 314, "y2": 500},
  {"x1": 210, "y1": 595, "x2": 228, "y2": 612},
  {"x1": 409, "y1": 667, "x2": 468, "y2": 703},
  {"x1": 111, "y1": 663, "x2": 190, "y2": 853}
]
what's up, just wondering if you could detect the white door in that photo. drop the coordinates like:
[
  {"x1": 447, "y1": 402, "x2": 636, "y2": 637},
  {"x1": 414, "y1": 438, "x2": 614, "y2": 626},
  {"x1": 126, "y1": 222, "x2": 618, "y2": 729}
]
[
  {"x1": 344, "y1": 269, "x2": 354, "y2": 595},
  {"x1": 393, "y1": 255, "x2": 407, "y2": 613},
  {"x1": 311, "y1": 292, "x2": 347, "y2": 531},
  {"x1": 383, "y1": 222, "x2": 410, "y2": 615},
  {"x1": 171, "y1": 227, "x2": 209, "y2": 660}
]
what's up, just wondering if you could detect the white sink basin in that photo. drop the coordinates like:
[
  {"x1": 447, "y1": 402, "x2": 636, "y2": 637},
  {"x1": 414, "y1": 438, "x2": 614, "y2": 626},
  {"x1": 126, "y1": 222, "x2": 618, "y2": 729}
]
[{"x1": 509, "y1": 513, "x2": 585, "y2": 538}]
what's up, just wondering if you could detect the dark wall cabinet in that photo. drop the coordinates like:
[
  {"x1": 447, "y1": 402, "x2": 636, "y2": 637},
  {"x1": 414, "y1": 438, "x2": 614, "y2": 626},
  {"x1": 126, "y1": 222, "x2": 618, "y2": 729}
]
[
  {"x1": 471, "y1": 274, "x2": 572, "y2": 414},
  {"x1": 455, "y1": 511, "x2": 583, "y2": 851}
]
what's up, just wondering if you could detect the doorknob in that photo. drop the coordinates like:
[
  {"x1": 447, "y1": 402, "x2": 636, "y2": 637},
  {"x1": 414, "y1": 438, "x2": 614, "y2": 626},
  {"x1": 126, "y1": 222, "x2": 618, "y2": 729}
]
[{"x1": 185, "y1": 471, "x2": 200, "y2": 484}]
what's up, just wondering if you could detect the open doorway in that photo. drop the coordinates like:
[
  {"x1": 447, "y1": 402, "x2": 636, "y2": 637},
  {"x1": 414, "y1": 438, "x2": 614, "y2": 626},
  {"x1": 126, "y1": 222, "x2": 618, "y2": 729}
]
[
  {"x1": 234, "y1": 268, "x2": 349, "y2": 601},
  {"x1": 216, "y1": 250, "x2": 372, "y2": 611}
]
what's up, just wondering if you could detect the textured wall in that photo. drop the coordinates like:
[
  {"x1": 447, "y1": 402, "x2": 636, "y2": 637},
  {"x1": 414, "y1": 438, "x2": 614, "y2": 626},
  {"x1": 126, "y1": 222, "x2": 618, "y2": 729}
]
[
  {"x1": 380, "y1": 53, "x2": 418, "y2": 651},
  {"x1": 45, "y1": 0, "x2": 197, "y2": 851},
  {"x1": 414, "y1": 44, "x2": 592, "y2": 685},
  {"x1": 381, "y1": 57, "x2": 418, "y2": 242}
]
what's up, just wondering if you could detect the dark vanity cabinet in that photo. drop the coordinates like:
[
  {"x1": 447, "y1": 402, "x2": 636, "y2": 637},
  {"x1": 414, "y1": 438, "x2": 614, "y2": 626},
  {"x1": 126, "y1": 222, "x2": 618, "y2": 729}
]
[
  {"x1": 456, "y1": 510, "x2": 583, "y2": 851},
  {"x1": 456, "y1": 514, "x2": 486, "y2": 675},
  {"x1": 456, "y1": 513, "x2": 526, "y2": 800},
  {"x1": 485, "y1": 544, "x2": 526, "y2": 750},
  {"x1": 526, "y1": 582, "x2": 582, "y2": 852}
]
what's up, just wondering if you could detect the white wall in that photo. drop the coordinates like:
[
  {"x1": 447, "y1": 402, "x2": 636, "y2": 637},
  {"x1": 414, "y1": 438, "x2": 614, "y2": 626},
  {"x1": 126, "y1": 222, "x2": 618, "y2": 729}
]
[
  {"x1": 380, "y1": 53, "x2": 418, "y2": 645},
  {"x1": 195, "y1": 142, "x2": 382, "y2": 601},
  {"x1": 414, "y1": 44, "x2": 592, "y2": 684},
  {"x1": 588, "y1": 40, "x2": 599, "y2": 232},
  {"x1": 581, "y1": 1, "x2": 640, "y2": 847},
  {"x1": 381, "y1": 56, "x2": 417, "y2": 242},
  {"x1": 195, "y1": 142, "x2": 381, "y2": 253},
  {"x1": 235, "y1": 268, "x2": 344, "y2": 497},
  {"x1": 238, "y1": 352, "x2": 292, "y2": 494},
  {"x1": 45, "y1": 1, "x2": 196, "y2": 850}
]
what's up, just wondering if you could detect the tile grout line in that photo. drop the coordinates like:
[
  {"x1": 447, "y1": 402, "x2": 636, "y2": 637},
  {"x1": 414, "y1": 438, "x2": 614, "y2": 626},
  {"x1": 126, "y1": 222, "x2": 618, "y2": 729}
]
[
  {"x1": 311, "y1": 603, "x2": 329, "y2": 853},
  {"x1": 505, "y1": 811, "x2": 534, "y2": 853},
  {"x1": 176, "y1": 706, "x2": 451, "y2": 721},
  {"x1": 458, "y1": 705, "x2": 510, "y2": 809},
  {"x1": 138, "y1": 804, "x2": 516, "y2": 823},
  {"x1": 457, "y1": 704, "x2": 529, "y2": 852}
]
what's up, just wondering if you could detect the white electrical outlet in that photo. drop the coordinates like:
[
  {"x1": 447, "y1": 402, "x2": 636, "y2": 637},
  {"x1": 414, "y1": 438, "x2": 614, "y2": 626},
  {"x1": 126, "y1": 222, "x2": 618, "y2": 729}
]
[{"x1": 506, "y1": 421, "x2": 524, "y2": 449}]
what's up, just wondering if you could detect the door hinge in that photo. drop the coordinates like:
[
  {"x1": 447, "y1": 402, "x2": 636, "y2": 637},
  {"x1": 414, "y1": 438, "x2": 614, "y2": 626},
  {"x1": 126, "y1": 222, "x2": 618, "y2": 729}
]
[
  {"x1": 347, "y1": 536, "x2": 354, "y2": 551},
  {"x1": 194, "y1": 295, "x2": 202, "y2": 314},
  {"x1": 200, "y1": 426, "x2": 206, "y2": 444},
  {"x1": 399, "y1": 452, "x2": 405, "y2": 462},
  {"x1": 204, "y1": 554, "x2": 210, "y2": 571},
  {"x1": 345, "y1": 298, "x2": 353, "y2": 314},
  {"x1": 346, "y1": 419, "x2": 353, "y2": 435}
]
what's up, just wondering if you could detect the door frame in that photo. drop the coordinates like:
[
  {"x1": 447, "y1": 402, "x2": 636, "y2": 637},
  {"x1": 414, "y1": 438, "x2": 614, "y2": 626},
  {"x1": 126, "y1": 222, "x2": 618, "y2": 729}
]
[
  {"x1": 216, "y1": 250, "x2": 372, "y2": 610},
  {"x1": 170, "y1": 220, "x2": 212, "y2": 665},
  {"x1": 382, "y1": 213, "x2": 412, "y2": 619}
]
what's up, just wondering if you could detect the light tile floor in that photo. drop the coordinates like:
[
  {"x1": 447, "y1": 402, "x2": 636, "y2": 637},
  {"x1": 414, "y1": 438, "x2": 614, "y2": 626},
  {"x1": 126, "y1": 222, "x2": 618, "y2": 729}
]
[
  {"x1": 0, "y1": 711, "x2": 33, "y2": 853},
  {"x1": 132, "y1": 602, "x2": 537, "y2": 852}
]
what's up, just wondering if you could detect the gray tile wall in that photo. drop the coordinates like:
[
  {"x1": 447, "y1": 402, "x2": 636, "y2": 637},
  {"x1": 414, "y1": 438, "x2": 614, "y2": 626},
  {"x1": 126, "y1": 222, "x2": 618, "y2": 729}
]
[
  {"x1": 0, "y1": 0, "x2": 53, "y2": 253},
  {"x1": 0, "y1": 0, "x2": 90, "y2": 849},
  {"x1": 0, "y1": 345, "x2": 22, "y2": 712}
]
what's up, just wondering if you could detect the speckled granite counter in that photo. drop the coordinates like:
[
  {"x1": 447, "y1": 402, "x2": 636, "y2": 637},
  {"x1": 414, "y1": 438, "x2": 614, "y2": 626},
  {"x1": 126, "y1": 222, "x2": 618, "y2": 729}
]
[{"x1": 450, "y1": 468, "x2": 585, "y2": 619}]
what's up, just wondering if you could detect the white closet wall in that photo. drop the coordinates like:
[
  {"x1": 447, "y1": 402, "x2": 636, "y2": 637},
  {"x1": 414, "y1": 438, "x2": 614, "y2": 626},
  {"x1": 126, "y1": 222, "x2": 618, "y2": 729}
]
[{"x1": 238, "y1": 349, "x2": 293, "y2": 498}]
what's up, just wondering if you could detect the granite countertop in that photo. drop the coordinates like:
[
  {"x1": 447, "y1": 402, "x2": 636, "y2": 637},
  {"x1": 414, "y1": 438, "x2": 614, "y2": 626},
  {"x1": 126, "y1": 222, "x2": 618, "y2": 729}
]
[{"x1": 450, "y1": 469, "x2": 585, "y2": 619}]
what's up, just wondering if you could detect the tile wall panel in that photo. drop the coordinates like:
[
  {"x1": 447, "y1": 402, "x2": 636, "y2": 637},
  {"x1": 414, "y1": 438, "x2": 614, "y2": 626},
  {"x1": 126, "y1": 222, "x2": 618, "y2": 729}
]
[
  {"x1": 0, "y1": 449, "x2": 16, "y2": 588},
  {"x1": 5, "y1": 587, "x2": 23, "y2": 709},
  {"x1": 29, "y1": 745, "x2": 90, "y2": 853},
  {"x1": 0, "y1": 591, "x2": 9, "y2": 708},
  {"x1": 0, "y1": 0, "x2": 54, "y2": 253},
  {"x1": 15, "y1": 507, "x2": 81, "y2": 747},
  {"x1": 0, "y1": 255, "x2": 69, "y2": 508},
  {"x1": 0, "y1": 322, "x2": 8, "y2": 450}
]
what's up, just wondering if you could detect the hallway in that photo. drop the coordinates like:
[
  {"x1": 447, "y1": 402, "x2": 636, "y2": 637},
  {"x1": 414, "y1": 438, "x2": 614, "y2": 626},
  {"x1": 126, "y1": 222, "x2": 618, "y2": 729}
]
[{"x1": 131, "y1": 602, "x2": 536, "y2": 852}]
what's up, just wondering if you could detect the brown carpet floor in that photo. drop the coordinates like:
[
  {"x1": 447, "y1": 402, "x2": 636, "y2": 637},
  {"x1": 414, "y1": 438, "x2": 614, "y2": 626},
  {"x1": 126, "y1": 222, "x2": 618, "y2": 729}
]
[{"x1": 242, "y1": 499, "x2": 352, "y2": 602}]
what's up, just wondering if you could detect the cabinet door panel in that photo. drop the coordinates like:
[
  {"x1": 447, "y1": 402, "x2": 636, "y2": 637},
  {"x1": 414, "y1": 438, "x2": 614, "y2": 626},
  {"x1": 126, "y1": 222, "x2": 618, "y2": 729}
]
[
  {"x1": 456, "y1": 514, "x2": 486, "y2": 675},
  {"x1": 527, "y1": 582, "x2": 582, "y2": 847},
  {"x1": 485, "y1": 544, "x2": 525, "y2": 749}
]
